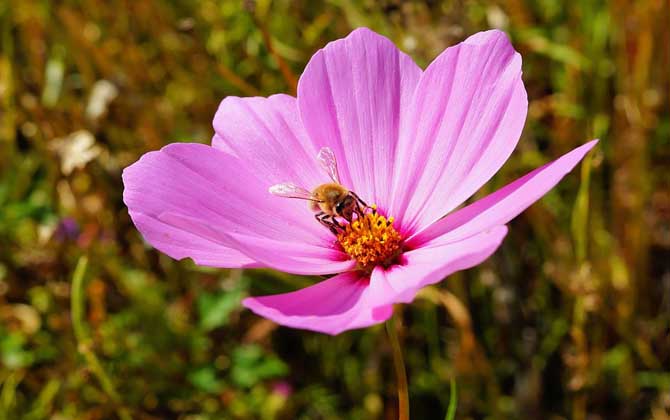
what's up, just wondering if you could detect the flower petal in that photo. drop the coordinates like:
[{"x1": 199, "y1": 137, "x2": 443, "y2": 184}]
[
  {"x1": 242, "y1": 271, "x2": 393, "y2": 335},
  {"x1": 220, "y1": 231, "x2": 356, "y2": 275},
  {"x1": 368, "y1": 225, "x2": 509, "y2": 307},
  {"x1": 212, "y1": 94, "x2": 325, "y2": 189},
  {"x1": 390, "y1": 30, "x2": 527, "y2": 235},
  {"x1": 297, "y1": 27, "x2": 422, "y2": 207},
  {"x1": 407, "y1": 140, "x2": 598, "y2": 247},
  {"x1": 127, "y1": 211, "x2": 257, "y2": 268},
  {"x1": 243, "y1": 226, "x2": 508, "y2": 334},
  {"x1": 123, "y1": 143, "x2": 349, "y2": 272}
]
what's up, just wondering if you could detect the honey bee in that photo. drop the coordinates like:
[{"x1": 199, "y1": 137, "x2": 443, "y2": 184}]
[{"x1": 269, "y1": 147, "x2": 368, "y2": 234}]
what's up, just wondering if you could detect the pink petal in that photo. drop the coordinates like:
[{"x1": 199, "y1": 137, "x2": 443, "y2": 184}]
[
  {"x1": 243, "y1": 226, "x2": 508, "y2": 334},
  {"x1": 297, "y1": 27, "x2": 422, "y2": 208},
  {"x1": 366, "y1": 226, "x2": 509, "y2": 308},
  {"x1": 242, "y1": 271, "x2": 393, "y2": 335},
  {"x1": 408, "y1": 140, "x2": 598, "y2": 247},
  {"x1": 220, "y1": 231, "x2": 356, "y2": 275},
  {"x1": 123, "y1": 143, "x2": 350, "y2": 273},
  {"x1": 212, "y1": 94, "x2": 326, "y2": 189},
  {"x1": 128, "y1": 211, "x2": 257, "y2": 268},
  {"x1": 389, "y1": 30, "x2": 527, "y2": 235}
]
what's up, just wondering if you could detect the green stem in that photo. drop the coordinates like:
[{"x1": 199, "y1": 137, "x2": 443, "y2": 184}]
[
  {"x1": 70, "y1": 256, "x2": 89, "y2": 343},
  {"x1": 386, "y1": 310, "x2": 409, "y2": 420},
  {"x1": 445, "y1": 377, "x2": 457, "y2": 420},
  {"x1": 71, "y1": 256, "x2": 132, "y2": 420}
]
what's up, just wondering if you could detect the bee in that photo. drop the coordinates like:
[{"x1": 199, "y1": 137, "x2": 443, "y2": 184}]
[{"x1": 269, "y1": 147, "x2": 368, "y2": 234}]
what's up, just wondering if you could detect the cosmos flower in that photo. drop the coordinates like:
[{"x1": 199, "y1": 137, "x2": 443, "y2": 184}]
[{"x1": 123, "y1": 28, "x2": 597, "y2": 335}]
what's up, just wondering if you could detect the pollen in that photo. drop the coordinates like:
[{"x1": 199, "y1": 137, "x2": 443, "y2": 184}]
[{"x1": 337, "y1": 206, "x2": 403, "y2": 272}]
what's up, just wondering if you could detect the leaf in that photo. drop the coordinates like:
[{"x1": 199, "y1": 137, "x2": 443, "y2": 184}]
[
  {"x1": 0, "y1": 331, "x2": 34, "y2": 369},
  {"x1": 230, "y1": 345, "x2": 288, "y2": 388},
  {"x1": 197, "y1": 287, "x2": 244, "y2": 331},
  {"x1": 187, "y1": 366, "x2": 223, "y2": 394}
]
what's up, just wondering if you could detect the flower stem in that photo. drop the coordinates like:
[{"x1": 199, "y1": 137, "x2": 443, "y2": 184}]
[
  {"x1": 71, "y1": 256, "x2": 132, "y2": 420},
  {"x1": 386, "y1": 310, "x2": 409, "y2": 420},
  {"x1": 445, "y1": 376, "x2": 457, "y2": 420}
]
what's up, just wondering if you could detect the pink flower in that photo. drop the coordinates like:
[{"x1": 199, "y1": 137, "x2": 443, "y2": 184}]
[{"x1": 123, "y1": 28, "x2": 596, "y2": 335}]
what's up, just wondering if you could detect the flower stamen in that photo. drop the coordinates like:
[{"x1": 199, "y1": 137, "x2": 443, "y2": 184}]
[{"x1": 337, "y1": 206, "x2": 403, "y2": 272}]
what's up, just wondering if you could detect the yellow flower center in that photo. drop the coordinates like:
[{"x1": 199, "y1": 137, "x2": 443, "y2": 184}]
[{"x1": 337, "y1": 206, "x2": 403, "y2": 272}]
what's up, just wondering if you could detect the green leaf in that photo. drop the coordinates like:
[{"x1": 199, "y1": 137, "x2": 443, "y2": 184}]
[
  {"x1": 0, "y1": 331, "x2": 34, "y2": 369},
  {"x1": 230, "y1": 345, "x2": 288, "y2": 388},
  {"x1": 197, "y1": 287, "x2": 244, "y2": 331},
  {"x1": 187, "y1": 366, "x2": 223, "y2": 394}
]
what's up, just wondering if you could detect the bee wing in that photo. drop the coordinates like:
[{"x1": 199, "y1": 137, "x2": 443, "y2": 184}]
[
  {"x1": 317, "y1": 147, "x2": 341, "y2": 184},
  {"x1": 268, "y1": 182, "x2": 319, "y2": 201}
]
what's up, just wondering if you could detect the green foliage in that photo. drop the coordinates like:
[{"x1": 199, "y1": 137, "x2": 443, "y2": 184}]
[
  {"x1": 197, "y1": 279, "x2": 247, "y2": 331},
  {"x1": 231, "y1": 345, "x2": 289, "y2": 388},
  {"x1": 0, "y1": 0, "x2": 668, "y2": 419},
  {"x1": 0, "y1": 330, "x2": 34, "y2": 369}
]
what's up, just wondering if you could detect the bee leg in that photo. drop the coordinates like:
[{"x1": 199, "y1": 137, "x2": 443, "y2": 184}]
[
  {"x1": 350, "y1": 191, "x2": 370, "y2": 216},
  {"x1": 350, "y1": 191, "x2": 368, "y2": 208},
  {"x1": 330, "y1": 215, "x2": 343, "y2": 229},
  {"x1": 315, "y1": 212, "x2": 339, "y2": 235}
]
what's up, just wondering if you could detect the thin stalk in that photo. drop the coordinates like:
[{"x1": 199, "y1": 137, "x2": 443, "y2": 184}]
[
  {"x1": 445, "y1": 377, "x2": 457, "y2": 420},
  {"x1": 71, "y1": 256, "x2": 132, "y2": 420},
  {"x1": 253, "y1": 15, "x2": 298, "y2": 94},
  {"x1": 386, "y1": 310, "x2": 409, "y2": 420}
]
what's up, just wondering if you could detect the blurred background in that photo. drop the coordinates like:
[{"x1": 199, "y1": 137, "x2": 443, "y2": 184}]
[{"x1": 0, "y1": 0, "x2": 669, "y2": 419}]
